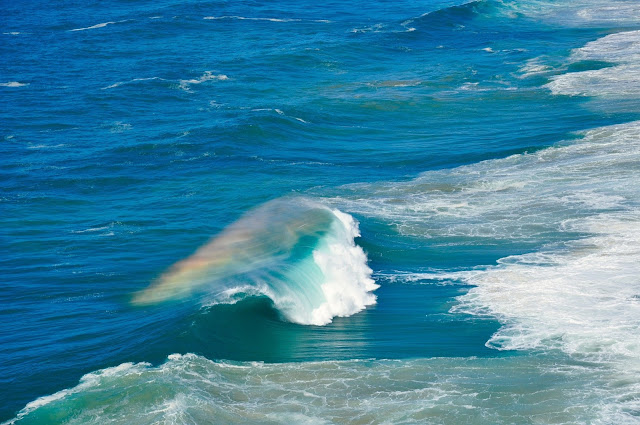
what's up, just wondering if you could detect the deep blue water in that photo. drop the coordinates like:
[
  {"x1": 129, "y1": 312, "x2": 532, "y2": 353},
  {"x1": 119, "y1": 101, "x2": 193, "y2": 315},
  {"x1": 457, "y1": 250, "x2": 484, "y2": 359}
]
[{"x1": 2, "y1": 0, "x2": 640, "y2": 423}]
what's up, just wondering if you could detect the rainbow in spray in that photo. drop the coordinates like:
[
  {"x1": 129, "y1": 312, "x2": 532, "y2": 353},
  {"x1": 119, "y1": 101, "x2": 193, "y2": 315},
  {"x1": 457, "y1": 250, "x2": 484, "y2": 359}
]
[{"x1": 132, "y1": 198, "x2": 378, "y2": 325}]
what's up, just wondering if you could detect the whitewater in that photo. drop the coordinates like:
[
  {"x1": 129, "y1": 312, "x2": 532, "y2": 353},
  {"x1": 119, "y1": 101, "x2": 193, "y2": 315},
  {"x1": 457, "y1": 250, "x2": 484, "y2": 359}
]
[{"x1": 2, "y1": 0, "x2": 640, "y2": 423}]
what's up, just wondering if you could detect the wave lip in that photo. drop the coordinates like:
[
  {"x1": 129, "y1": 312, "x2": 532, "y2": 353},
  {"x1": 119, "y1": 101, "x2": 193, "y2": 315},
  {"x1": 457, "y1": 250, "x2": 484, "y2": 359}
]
[{"x1": 132, "y1": 198, "x2": 378, "y2": 326}]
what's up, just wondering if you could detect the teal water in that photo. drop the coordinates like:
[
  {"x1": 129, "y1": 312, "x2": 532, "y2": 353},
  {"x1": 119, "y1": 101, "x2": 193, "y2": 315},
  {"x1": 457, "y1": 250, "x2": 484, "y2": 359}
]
[{"x1": 2, "y1": 0, "x2": 640, "y2": 423}]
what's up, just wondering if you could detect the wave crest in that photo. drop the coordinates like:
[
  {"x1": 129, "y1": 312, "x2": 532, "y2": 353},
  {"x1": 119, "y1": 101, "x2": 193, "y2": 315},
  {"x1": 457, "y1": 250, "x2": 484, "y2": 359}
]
[{"x1": 132, "y1": 198, "x2": 378, "y2": 325}]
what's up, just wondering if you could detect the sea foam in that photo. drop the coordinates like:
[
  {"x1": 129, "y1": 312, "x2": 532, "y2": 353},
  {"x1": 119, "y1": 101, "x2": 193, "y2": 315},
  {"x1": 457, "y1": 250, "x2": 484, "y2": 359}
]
[
  {"x1": 4, "y1": 353, "x2": 629, "y2": 425},
  {"x1": 178, "y1": 72, "x2": 228, "y2": 91},
  {"x1": 69, "y1": 22, "x2": 117, "y2": 32},
  {"x1": 547, "y1": 30, "x2": 640, "y2": 98},
  {"x1": 330, "y1": 119, "x2": 640, "y2": 249},
  {"x1": 0, "y1": 82, "x2": 29, "y2": 87}
]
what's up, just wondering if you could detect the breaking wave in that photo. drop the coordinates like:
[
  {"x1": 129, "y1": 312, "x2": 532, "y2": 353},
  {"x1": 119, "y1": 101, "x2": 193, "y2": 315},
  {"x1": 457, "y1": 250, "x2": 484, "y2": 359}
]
[{"x1": 133, "y1": 198, "x2": 378, "y2": 326}]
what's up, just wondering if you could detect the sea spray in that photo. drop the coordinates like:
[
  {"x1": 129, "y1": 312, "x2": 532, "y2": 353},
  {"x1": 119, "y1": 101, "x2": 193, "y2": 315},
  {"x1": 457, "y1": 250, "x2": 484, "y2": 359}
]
[{"x1": 133, "y1": 198, "x2": 378, "y2": 325}]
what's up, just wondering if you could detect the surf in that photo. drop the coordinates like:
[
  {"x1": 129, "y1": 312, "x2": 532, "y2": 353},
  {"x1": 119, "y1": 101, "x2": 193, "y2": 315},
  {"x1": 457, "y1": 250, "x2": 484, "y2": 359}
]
[{"x1": 132, "y1": 197, "x2": 378, "y2": 326}]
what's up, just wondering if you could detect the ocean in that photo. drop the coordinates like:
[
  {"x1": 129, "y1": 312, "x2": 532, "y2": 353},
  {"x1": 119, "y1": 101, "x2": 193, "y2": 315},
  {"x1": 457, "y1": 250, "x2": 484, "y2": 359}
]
[{"x1": 2, "y1": 0, "x2": 640, "y2": 423}]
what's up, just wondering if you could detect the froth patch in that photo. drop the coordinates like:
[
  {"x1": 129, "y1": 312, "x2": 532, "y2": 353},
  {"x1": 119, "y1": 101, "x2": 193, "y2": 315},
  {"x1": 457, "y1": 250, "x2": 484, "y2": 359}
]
[
  {"x1": 547, "y1": 30, "x2": 640, "y2": 99},
  {"x1": 452, "y1": 212, "x2": 640, "y2": 370},
  {"x1": 0, "y1": 81, "x2": 29, "y2": 87},
  {"x1": 178, "y1": 71, "x2": 228, "y2": 91},
  {"x1": 5, "y1": 354, "x2": 628, "y2": 425},
  {"x1": 330, "y1": 121, "x2": 640, "y2": 244},
  {"x1": 69, "y1": 21, "x2": 124, "y2": 32},
  {"x1": 547, "y1": 64, "x2": 640, "y2": 97},
  {"x1": 203, "y1": 16, "x2": 331, "y2": 23},
  {"x1": 571, "y1": 30, "x2": 640, "y2": 63},
  {"x1": 499, "y1": 0, "x2": 640, "y2": 26}
]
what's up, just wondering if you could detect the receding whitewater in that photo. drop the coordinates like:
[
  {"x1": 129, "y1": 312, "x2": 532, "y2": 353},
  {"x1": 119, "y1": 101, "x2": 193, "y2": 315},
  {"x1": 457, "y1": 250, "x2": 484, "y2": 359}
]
[{"x1": 2, "y1": 0, "x2": 640, "y2": 423}]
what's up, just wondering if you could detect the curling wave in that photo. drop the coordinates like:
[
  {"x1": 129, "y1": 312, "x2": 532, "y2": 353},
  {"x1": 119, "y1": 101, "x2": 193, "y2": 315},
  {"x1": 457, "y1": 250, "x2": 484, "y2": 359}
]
[{"x1": 132, "y1": 198, "x2": 378, "y2": 326}]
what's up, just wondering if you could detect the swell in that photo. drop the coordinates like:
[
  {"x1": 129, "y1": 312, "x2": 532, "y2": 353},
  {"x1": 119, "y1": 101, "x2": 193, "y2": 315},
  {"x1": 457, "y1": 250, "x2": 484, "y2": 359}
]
[{"x1": 404, "y1": 1, "x2": 495, "y2": 31}]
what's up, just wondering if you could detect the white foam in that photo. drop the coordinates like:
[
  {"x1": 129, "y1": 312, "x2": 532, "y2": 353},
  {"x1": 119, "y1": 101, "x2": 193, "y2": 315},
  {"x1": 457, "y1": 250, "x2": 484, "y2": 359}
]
[
  {"x1": 178, "y1": 71, "x2": 228, "y2": 91},
  {"x1": 0, "y1": 82, "x2": 29, "y2": 87},
  {"x1": 571, "y1": 30, "x2": 640, "y2": 63},
  {"x1": 548, "y1": 64, "x2": 640, "y2": 97},
  {"x1": 442, "y1": 213, "x2": 640, "y2": 423},
  {"x1": 6, "y1": 353, "x2": 631, "y2": 424},
  {"x1": 3, "y1": 362, "x2": 147, "y2": 425},
  {"x1": 69, "y1": 21, "x2": 116, "y2": 32},
  {"x1": 101, "y1": 77, "x2": 165, "y2": 90},
  {"x1": 309, "y1": 209, "x2": 378, "y2": 325},
  {"x1": 72, "y1": 226, "x2": 110, "y2": 234},
  {"x1": 204, "y1": 15, "x2": 298, "y2": 22},
  {"x1": 107, "y1": 121, "x2": 132, "y2": 133},
  {"x1": 518, "y1": 58, "x2": 554, "y2": 78},
  {"x1": 26, "y1": 143, "x2": 66, "y2": 149},
  {"x1": 330, "y1": 120, "x2": 640, "y2": 245},
  {"x1": 350, "y1": 23, "x2": 386, "y2": 34},
  {"x1": 335, "y1": 120, "x2": 640, "y2": 421},
  {"x1": 255, "y1": 108, "x2": 310, "y2": 123},
  {"x1": 547, "y1": 30, "x2": 640, "y2": 98},
  {"x1": 499, "y1": 0, "x2": 640, "y2": 26},
  {"x1": 203, "y1": 16, "x2": 330, "y2": 23},
  {"x1": 453, "y1": 212, "x2": 640, "y2": 360}
]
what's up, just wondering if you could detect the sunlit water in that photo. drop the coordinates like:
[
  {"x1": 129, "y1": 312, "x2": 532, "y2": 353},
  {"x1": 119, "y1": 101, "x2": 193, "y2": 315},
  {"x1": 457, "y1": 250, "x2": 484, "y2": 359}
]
[{"x1": 2, "y1": 0, "x2": 640, "y2": 423}]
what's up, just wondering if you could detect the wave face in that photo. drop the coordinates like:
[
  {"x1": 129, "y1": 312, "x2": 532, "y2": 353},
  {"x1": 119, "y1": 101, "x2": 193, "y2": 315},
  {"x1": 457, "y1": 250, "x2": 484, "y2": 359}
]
[{"x1": 133, "y1": 198, "x2": 378, "y2": 326}]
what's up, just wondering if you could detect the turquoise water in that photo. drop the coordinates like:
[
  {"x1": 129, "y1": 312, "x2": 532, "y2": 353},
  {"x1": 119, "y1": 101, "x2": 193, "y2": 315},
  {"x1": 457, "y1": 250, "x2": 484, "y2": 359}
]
[{"x1": 2, "y1": 0, "x2": 640, "y2": 423}]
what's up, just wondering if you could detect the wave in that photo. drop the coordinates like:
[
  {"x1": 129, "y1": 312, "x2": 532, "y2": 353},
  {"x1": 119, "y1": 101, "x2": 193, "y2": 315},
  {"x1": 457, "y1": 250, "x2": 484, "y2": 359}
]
[
  {"x1": 403, "y1": 1, "x2": 490, "y2": 31},
  {"x1": 498, "y1": 0, "x2": 640, "y2": 26},
  {"x1": 329, "y1": 119, "x2": 640, "y2": 248},
  {"x1": 132, "y1": 198, "x2": 378, "y2": 326},
  {"x1": 327, "y1": 117, "x2": 640, "y2": 421},
  {"x1": 6, "y1": 352, "x2": 634, "y2": 425},
  {"x1": 403, "y1": 0, "x2": 640, "y2": 34},
  {"x1": 450, "y1": 212, "x2": 640, "y2": 360},
  {"x1": 8, "y1": 125, "x2": 640, "y2": 423},
  {"x1": 547, "y1": 30, "x2": 640, "y2": 98}
]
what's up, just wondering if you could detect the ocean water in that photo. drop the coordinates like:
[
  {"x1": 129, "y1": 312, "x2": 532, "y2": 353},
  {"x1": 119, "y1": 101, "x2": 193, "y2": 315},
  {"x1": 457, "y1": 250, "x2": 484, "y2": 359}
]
[{"x1": 2, "y1": 0, "x2": 640, "y2": 423}]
